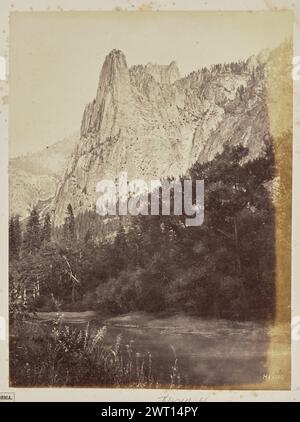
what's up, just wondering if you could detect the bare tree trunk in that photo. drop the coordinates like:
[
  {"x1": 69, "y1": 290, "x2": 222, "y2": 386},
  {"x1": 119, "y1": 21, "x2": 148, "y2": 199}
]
[{"x1": 62, "y1": 255, "x2": 84, "y2": 298}]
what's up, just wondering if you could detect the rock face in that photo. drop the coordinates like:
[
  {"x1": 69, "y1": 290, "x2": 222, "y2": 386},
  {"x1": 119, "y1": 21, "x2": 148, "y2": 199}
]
[
  {"x1": 144, "y1": 61, "x2": 181, "y2": 84},
  {"x1": 9, "y1": 132, "x2": 79, "y2": 219},
  {"x1": 53, "y1": 42, "x2": 292, "y2": 225}
]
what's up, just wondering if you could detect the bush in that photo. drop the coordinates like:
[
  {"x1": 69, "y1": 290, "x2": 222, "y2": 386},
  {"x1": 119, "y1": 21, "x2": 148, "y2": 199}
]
[{"x1": 10, "y1": 318, "x2": 164, "y2": 387}]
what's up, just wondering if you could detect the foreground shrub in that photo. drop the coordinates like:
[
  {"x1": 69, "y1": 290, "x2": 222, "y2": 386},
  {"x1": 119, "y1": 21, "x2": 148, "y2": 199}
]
[{"x1": 10, "y1": 317, "x2": 178, "y2": 387}]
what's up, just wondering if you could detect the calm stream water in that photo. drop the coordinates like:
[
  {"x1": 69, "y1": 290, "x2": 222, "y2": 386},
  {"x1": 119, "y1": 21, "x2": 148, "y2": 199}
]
[{"x1": 36, "y1": 311, "x2": 287, "y2": 387}]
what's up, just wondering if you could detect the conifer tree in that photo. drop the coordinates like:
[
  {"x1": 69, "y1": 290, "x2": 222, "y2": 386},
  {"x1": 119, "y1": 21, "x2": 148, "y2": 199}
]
[
  {"x1": 9, "y1": 215, "x2": 22, "y2": 260},
  {"x1": 63, "y1": 203, "x2": 76, "y2": 243},
  {"x1": 24, "y1": 208, "x2": 41, "y2": 254},
  {"x1": 9, "y1": 217, "x2": 17, "y2": 260},
  {"x1": 41, "y1": 213, "x2": 51, "y2": 244},
  {"x1": 14, "y1": 215, "x2": 22, "y2": 257}
]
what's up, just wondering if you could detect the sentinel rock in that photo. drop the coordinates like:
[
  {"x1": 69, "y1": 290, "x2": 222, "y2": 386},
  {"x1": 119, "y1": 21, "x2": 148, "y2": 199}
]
[
  {"x1": 81, "y1": 49, "x2": 132, "y2": 139},
  {"x1": 53, "y1": 43, "x2": 291, "y2": 225}
]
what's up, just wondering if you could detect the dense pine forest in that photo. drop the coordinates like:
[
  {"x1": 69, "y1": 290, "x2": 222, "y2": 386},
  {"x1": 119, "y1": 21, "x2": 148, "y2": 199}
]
[{"x1": 9, "y1": 139, "x2": 289, "y2": 323}]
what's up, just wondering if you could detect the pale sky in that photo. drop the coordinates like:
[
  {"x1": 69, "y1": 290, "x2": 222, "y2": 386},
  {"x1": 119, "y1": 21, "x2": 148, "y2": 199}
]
[{"x1": 9, "y1": 11, "x2": 293, "y2": 157}]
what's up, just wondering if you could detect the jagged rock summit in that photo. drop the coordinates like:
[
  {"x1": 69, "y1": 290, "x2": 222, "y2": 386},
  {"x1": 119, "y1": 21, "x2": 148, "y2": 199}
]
[{"x1": 144, "y1": 60, "x2": 181, "y2": 84}]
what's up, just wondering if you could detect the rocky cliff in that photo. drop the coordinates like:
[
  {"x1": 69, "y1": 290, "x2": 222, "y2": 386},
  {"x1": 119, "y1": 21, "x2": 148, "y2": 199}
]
[
  {"x1": 53, "y1": 42, "x2": 292, "y2": 225},
  {"x1": 9, "y1": 132, "x2": 79, "y2": 219}
]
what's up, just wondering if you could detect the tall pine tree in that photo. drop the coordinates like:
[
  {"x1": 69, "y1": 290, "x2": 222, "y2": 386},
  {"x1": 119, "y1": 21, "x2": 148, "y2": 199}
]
[
  {"x1": 41, "y1": 213, "x2": 51, "y2": 244},
  {"x1": 24, "y1": 208, "x2": 41, "y2": 254},
  {"x1": 63, "y1": 204, "x2": 76, "y2": 244},
  {"x1": 9, "y1": 215, "x2": 22, "y2": 260}
]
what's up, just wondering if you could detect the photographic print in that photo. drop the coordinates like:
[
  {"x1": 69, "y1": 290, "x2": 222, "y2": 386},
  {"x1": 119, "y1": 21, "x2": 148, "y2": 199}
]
[{"x1": 8, "y1": 10, "x2": 293, "y2": 389}]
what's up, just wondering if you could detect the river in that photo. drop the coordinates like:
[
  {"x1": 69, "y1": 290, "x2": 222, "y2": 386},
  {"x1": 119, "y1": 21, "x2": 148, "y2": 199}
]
[{"x1": 36, "y1": 311, "x2": 289, "y2": 388}]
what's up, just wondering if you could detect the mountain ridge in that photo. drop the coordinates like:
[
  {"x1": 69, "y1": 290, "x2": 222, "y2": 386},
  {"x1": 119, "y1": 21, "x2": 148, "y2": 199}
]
[
  {"x1": 9, "y1": 132, "x2": 79, "y2": 219},
  {"x1": 53, "y1": 43, "x2": 291, "y2": 225},
  {"x1": 9, "y1": 41, "x2": 292, "y2": 225}
]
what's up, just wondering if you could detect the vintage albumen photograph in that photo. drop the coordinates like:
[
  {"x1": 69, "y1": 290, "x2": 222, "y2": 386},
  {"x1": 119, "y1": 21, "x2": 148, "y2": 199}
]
[{"x1": 8, "y1": 11, "x2": 292, "y2": 389}]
